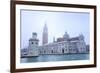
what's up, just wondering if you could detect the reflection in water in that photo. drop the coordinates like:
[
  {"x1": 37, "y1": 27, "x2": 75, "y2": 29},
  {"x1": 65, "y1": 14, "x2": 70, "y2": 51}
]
[{"x1": 21, "y1": 54, "x2": 89, "y2": 63}]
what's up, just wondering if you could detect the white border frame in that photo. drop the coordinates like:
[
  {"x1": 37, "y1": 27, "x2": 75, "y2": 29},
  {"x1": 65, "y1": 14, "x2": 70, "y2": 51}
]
[{"x1": 15, "y1": 4, "x2": 94, "y2": 69}]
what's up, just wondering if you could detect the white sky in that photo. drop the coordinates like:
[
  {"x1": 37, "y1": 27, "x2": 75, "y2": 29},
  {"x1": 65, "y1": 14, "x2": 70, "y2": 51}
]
[{"x1": 21, "y1": 9, "x2": 90, "y2": 49}]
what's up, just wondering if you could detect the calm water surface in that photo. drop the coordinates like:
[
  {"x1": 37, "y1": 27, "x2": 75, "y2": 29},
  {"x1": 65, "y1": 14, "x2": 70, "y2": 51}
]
[{"x1": 21, "y1": 54, "x2": 89, "y2": 63}]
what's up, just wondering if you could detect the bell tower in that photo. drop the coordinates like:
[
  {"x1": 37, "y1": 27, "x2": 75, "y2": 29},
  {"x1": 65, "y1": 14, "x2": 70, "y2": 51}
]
[{"x1": 42, "y1": 22, "x2": 48, "y2": 45}]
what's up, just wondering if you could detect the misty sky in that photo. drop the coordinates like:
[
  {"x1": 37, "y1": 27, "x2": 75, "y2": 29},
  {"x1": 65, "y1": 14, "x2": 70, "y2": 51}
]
[{"x1": 21, "y1": 9, "x2": 90, "y2": 49}]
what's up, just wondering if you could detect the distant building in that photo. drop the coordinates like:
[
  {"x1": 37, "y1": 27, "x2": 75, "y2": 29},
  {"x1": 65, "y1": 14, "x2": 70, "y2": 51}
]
[
  {"x1": 21, "y1": 23, "x2": 89, "y2": 57},
  {"x1": 21, "y1": 48, "x2": 28, "y2": 57},
  {"x1": 86, "y1": 45, "x2": 89, "y2": 53},
  {"x1": 28, "y1": 32, "x2": 39, "y2": 56},
  {"x1": 39, "y1": 32, "x2": 87, "y2": 55}
]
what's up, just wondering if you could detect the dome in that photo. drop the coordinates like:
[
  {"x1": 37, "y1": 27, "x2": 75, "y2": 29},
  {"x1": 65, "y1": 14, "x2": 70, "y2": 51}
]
[
  {"x1": 63, "y1": 32, "x2": 69, "y2": 39},
  {"x1": 79, "y1": 34, "x2": 84, "y2": 40}
]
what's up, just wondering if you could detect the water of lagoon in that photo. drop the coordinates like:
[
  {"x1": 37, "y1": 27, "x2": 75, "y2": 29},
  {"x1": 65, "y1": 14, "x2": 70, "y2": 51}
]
[{"x1": 21, "y1": 53, "x2": 89, "y2": 63}]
